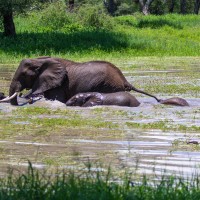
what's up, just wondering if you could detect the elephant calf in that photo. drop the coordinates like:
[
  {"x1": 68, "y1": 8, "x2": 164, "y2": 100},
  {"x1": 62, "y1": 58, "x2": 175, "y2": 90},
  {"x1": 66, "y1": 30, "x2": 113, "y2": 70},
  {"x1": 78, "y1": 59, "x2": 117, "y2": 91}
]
[{"x1": 66, "y1": 92, "x2": 140, "y2": 107}]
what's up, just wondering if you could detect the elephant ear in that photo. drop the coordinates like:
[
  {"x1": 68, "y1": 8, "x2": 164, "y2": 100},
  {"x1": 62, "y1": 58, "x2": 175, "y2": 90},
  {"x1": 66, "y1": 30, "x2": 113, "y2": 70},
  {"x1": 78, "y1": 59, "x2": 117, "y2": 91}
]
[
  {"x1": 32, "y1": 59, "x2": 67, "y2": 95},
  {"x1": 83, "y1": 93, "x2": 103, "y2": 107}
]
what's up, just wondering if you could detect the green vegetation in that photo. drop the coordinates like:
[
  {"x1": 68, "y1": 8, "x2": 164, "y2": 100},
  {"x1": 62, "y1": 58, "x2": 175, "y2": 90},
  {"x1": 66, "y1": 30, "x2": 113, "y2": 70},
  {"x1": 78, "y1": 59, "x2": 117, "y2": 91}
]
[
  {"x1": 143, "y1": 82, "x2": 200, "y2": 97},
  {"x1": 13, "y1": 106, "x2": 76, "y2": 116},
  {"x1": 0, "y1": 104, "x2": 199, "y2": 141},
  {"x1": 171, "y1": 139, "x2": 200, "y2": 152},
  {"x1": 1, "y1": 162, "x2": 200, "y2": 200},
  {"x1": 126, "y1": 121, "x2": 200, "y2": 132},
  {"x1": 0, "y1": 107, "x2": 119, "y2": 140},
  {"x1": 0, "y1": 2, "x2": 200, "y2": 63},
  {"x1": 0, "y1": 1, "x2": 199, "y2": 196}
]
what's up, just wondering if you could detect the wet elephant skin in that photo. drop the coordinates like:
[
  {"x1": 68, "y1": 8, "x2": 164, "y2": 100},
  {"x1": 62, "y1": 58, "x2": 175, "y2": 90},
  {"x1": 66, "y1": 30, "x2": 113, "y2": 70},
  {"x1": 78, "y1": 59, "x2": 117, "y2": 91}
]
[
  {"x1": 0, "y1": 92, "x2": 6, "y2": 100},
  {"x1": 8, "y1": 57, "x2": 160, "y2": 105},
  {"x1": 66, "y1": 92, "x2": 141, "y2": 107}
]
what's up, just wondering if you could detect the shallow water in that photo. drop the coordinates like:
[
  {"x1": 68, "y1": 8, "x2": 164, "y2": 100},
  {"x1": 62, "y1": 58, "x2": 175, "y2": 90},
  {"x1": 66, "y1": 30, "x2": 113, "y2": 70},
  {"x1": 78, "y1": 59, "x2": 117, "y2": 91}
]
[{"x1": 0, "y1": 58, "x2": 199, "y2": 178}]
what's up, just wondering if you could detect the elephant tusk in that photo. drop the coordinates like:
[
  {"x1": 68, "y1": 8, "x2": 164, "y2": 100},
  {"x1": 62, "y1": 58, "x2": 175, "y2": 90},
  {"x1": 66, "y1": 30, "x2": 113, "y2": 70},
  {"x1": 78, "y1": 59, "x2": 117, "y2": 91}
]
[{"x1": 0, "y1": 92, "x2": 19, "y2": 102}]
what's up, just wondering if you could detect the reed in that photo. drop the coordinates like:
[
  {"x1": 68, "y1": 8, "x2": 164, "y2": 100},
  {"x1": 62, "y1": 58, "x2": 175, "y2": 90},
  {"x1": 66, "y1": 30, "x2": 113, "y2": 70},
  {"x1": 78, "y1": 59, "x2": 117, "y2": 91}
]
[{"x1": 1, "y1": 161, "x2": 200, "y2": 200}]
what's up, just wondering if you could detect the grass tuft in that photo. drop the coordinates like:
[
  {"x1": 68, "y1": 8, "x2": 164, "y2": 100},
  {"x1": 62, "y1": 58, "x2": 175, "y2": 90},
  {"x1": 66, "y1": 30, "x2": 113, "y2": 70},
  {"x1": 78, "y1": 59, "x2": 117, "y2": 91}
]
[{"x1": 1, "y1": 161, "x2": 200, "y2": 200}]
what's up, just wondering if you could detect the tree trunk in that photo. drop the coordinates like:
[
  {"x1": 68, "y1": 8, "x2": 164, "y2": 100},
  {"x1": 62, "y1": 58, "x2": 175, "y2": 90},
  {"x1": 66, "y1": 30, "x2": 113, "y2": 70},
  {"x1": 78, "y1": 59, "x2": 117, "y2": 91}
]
[
  {"x1": 180, "y1": 0, "x2": 186, "y2": 14},
  {"x1": 169, "y1": 0, "x2": 175, "y2": 13},
  {"x1": 2, "y1": 8, "x2": 16, "y2": 37},
  {"x1": 139, "y1": 0, "x2": 154, "y2": 15},
  {"x1": 104, "y1": 0, "x2": 117, "y2": 15},
  {"x1": 69, "y1": 0, "x2": 74, "y2": 12},
  {"x1": 108, "y1": 0, "x2": 115, "y2": 15},
  {"x1": 194, "y1": 0, "x2": 200, "y2": 14}
]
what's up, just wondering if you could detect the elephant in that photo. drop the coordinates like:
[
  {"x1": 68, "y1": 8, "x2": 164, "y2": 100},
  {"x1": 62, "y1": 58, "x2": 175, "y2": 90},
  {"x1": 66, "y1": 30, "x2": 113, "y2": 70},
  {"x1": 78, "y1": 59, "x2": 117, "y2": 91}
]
[
  {"x1": 66, "y1": 92, "x2": 141, "y2": 107},
  {"x1": 0, "y1": 92, "x2": 6, "y2": 100},
  {"x1": 159, "y1": 97, "x2": 189, "y2": 106},
  {"x1": 0, "y1": 56, "x2": 160, "y2": 106}
]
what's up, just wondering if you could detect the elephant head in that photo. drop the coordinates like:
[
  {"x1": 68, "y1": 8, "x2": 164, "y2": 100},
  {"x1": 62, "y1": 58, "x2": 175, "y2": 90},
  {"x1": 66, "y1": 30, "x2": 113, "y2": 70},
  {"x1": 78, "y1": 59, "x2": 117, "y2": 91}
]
[
  {"x1": 66, "y1": 92, "x2": 101, "y2": 107},
  {"x1": 66, "y1": 93, "x2": 88, "y2": 106},
  {"x1": 8, "y1": 57, "x2": 67, "y2": 105}
]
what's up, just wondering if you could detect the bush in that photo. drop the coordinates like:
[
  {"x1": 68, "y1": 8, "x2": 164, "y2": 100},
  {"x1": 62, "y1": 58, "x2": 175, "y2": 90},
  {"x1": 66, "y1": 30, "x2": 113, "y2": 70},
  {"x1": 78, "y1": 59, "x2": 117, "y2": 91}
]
[
  {"x1": 150, "y1": 0, "x2": 167, "y2": 15},
  {"x1": 114, "y1": 15, "x2": 138, "y2": 26},
  {"x1": 38, "y1": 1, "x2": 74, "y2": 31},
  {"x1": 115, "y1": 2, "x2": 136, "y2": 16},
  {"x1": 30, "y1": 2, "x2": 115, "y2": 32},
  {"x1": 75, "y1": 4, "x2": 115, "y2": 30},
  {"x1": 136, "y1": 16, "x2": 183, "y2": 29}
]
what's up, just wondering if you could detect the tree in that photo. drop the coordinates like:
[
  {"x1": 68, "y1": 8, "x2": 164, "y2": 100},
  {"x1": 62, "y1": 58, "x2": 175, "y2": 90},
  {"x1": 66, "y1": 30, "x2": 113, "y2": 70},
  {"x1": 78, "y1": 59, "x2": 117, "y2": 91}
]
[
  {"x1": 104, "y1": 0, "x2": 117, "y2": 15},
  {"x1": 0, "y1": 0, "x2": 37, "y2": 37},
  {"x1": 68, "y1": 0, "x2": 74, "y2": 11},
  {"x1": 194, "y1": 0, "x2": 200, "y2": 14},
  {"x1": 138, "y1": 0, "x2": 154, "y2": 15},
  {"x1": 180, "y1": 0, "x2": 186, "y2": 14},
  {"x1": 0, "y1": 1, "x2": 15, "y2": 36},
  {"x1": 169, "y1": 0, "x2": 175, "y2": 13}
]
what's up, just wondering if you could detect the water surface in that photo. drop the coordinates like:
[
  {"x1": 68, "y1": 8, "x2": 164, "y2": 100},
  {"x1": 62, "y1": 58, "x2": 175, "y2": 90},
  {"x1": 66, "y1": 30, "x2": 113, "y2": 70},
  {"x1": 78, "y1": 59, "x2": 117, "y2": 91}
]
[{"x1": 0, "y1": 58, "x2": 199, "y2": 178}]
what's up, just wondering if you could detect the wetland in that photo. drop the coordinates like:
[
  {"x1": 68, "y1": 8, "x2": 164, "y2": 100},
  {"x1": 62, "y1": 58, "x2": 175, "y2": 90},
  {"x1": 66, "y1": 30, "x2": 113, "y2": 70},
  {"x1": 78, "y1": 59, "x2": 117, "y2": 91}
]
[{"x1": 0, "y1": 57, "x2": 199, "y2": 179}]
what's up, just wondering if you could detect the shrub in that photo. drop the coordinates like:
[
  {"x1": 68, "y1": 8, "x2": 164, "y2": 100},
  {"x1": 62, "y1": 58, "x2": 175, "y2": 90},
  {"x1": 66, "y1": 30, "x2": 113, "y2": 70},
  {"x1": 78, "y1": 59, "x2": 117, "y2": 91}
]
[
  {"x1": 38, "y1": 1, "x2": 74, "y2": 31},
  {"x1": 150, "y1": 0, "x2": 167, "y2": 15},
  {"x1": 136, "y1": 16, "x2": 183, "y2": 29},
  {"x1": 115, "y1": 2, "x2": 136, "y2": 16},
  {"x1": 75, "y1": 4, "x2": 115, "y2": 30}
]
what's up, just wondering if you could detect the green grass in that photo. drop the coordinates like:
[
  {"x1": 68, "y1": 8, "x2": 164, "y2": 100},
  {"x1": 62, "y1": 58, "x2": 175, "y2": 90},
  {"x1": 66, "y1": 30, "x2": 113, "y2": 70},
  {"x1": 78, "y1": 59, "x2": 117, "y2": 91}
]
[
  {"x1": 0, "y1": 104, "x2": 199, "y2": 141},
  {"x1": 1, "y1": 161, "x2": 200, "y2": 200},
  {"x1": 0, "y1": 107, "x2": 119, "y2": 140},
  {"x1": 143, "y1": 83, "x2": 200, "y2": 96},
  {"x1": 0, "y1": 5, "x2": 200, "y2": 196},
  {"x1": 0, "y1": 8, "x2": 200, "y2": 64},
  {"x1": 126, "y1": 121, "x2": 200, "y2": 132}
]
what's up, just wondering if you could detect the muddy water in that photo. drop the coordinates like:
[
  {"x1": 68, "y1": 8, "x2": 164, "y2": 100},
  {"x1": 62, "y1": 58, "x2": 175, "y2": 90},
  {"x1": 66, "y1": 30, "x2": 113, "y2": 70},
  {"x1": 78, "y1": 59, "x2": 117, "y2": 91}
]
[{"x1": 0, "y1": 59, "x2": 199, "y2": 178}]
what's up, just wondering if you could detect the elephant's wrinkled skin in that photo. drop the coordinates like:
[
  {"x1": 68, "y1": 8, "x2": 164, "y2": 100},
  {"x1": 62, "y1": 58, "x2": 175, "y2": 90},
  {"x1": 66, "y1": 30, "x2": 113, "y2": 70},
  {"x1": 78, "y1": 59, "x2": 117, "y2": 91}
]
[
  {"x1": 8, "y1": 57, "x2": 160, "y2": 105},
  {"x1": 66, "y1": 92, "x2": 141, "y2": 107},
  {"x1": 160, "y1": 97, "x2": 189, "y2": 106},
  {"x1": 0, "y1": 92, "x2": 6, "y2": 100}
]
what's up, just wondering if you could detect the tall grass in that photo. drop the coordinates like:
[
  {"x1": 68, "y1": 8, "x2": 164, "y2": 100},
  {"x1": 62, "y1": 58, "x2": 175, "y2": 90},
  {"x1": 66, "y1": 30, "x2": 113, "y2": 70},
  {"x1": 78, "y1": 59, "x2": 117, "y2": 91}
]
[
  {"x1": 1, "y1": 161, "x2": 200, "y2": 200},
  {"x1": 0, "y1": 2, "x2": 200, "y2": 64}
]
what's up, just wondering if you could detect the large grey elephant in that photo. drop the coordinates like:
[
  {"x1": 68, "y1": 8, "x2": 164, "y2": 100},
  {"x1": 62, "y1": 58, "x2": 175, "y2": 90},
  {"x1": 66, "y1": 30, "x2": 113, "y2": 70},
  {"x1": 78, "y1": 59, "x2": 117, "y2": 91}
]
[
  {"x1": 1, "y1": 56, "x2": 161, "y2": 105},
  {"x1": 66, "y1": 92, "x2": 141, "y2": 107}
]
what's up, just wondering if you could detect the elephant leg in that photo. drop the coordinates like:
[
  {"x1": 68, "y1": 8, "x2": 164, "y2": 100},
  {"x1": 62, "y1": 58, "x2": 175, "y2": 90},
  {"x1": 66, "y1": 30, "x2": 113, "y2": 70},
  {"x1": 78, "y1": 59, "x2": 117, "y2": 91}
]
[{"x1": 44, "y1": 87, "x2": 67, "y2": 103}]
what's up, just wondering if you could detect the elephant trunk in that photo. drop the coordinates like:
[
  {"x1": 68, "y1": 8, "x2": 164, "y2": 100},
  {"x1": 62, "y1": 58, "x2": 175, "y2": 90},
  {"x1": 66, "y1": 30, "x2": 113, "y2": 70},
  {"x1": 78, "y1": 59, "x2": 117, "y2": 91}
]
[{"x1": 9, "y1": 80, "x2": 22, "y2": 105}]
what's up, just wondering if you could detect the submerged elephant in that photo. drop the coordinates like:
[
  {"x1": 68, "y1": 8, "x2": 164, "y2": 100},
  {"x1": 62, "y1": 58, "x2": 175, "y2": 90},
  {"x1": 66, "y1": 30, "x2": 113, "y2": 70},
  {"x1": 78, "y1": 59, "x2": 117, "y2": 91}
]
[
  {"x1": 0, "y1": 57, "x2": 160, "y2": 105},
  {"x1": 66, "y1": 92, "x2": 141, "y2": 107}
]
